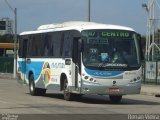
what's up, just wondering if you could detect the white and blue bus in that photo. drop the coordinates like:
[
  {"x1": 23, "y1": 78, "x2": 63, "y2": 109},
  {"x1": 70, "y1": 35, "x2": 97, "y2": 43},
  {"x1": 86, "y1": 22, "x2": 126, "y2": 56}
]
[{"x1": 17, "y1": 21, "x2": 143, "y2": 103}]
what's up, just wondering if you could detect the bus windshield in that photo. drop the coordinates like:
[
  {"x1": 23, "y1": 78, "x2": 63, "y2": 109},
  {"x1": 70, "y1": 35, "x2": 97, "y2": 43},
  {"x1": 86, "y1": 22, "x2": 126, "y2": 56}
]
[{"x1": 81, "y1": 30, "x2": 141, "y2": 70}]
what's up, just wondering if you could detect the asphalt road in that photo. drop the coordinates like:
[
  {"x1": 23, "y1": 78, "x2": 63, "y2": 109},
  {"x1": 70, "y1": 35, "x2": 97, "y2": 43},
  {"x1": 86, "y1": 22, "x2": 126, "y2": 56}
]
[{"x1": 0, "y1": 78, "x2": 160, "y2": 120}]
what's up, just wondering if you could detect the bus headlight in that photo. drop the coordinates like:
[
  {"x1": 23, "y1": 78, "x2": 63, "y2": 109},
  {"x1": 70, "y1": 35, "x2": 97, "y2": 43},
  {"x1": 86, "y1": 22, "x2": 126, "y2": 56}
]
[
  {"x1": 137, "y1": 76, "x2": 141, "y2": 80},
  {"x1": 130, "y1": 76, "x2": 141, "y2": 83},
  {"x1": 134, "y1": 78, "x2": 137, "y2": 81},
  {"x1": 89, "y1": 78, "x2": 93, "y2": 81},
  {"x1": 84, "y1": 76, "x2": 89, "y2": 80}
]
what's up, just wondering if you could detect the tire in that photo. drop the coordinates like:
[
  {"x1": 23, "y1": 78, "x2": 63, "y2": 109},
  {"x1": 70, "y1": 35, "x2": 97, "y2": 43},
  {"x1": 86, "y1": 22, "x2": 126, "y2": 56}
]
[
  {"x1": 109, "y1": 95, "x2": 122, "y2": 103},
  {"x1": 29, "y1": 74, "x2": 46, "y2": 96},
  {"x1": 63, "y1": 78, "x2": 73, "y2": 101}
]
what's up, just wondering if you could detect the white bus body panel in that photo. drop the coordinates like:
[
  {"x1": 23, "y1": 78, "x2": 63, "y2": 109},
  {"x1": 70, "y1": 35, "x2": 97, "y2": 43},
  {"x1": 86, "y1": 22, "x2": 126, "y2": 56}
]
[{"x1": 81, "y1": 65, "x2": 142, "y2": 95}]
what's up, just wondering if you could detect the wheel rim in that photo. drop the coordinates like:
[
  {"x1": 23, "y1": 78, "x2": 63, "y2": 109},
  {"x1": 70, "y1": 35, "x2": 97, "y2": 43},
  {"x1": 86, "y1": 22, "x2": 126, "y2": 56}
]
[
  {"x1": 29, "y1": 75, "x2": 34, "y2": 93},
  {"x1": 30, "y1": 81, "x2": 34, "y2": 92}
]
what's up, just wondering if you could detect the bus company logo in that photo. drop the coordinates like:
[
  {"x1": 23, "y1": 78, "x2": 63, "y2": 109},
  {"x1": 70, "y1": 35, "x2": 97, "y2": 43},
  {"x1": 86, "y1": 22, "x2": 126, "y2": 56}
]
[
  {"x1": 85, "y1": 68, "x2": 124, "y2": 77},
  {"x1": 42, "y1": 62, "x2": 51, "y2": 85},
  {"x1": 94, "y1": 71, "x2": 112, "y2": 76},
  {"x1": 51, "y1": 62, "x2": 65, "y2": 68}
]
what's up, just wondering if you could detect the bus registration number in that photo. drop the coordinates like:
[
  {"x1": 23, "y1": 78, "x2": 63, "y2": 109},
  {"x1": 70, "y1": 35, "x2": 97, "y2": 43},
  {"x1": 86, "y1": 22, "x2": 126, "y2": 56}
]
[{"x1": 109, "y1": 88, "x2": 120, "y2": 92}]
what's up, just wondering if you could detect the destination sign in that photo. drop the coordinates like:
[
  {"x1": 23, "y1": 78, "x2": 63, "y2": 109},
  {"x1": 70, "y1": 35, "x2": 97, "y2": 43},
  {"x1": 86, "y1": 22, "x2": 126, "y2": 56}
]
[
  {"x1": 83, "y1": 31, "x2": 97, "y2": 37},
  {"x1": 100, "y1": 31, "x2": 131, "y2": 38},
  {"x1": 82, "y1": 30, "x2": 132, "y2": 38}
]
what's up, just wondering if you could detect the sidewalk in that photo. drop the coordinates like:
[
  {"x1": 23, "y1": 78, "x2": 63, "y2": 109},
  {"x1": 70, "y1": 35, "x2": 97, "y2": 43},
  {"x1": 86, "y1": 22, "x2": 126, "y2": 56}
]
[
  {"x1": 141, "y1": 84, "x2": 160, "y2": 97},
  {"x1": 0, "y1": 73, "x2": 14, "y2": 79}
]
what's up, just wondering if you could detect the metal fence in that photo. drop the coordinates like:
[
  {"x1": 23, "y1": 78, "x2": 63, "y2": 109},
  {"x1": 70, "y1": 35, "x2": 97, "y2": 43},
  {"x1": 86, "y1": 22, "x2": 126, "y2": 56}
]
[
  {"x1": 0, "y1": 57, "x2": 13, "y2": 73},
  {"x1": 144, "y1": 56, "x2": 160, "y2": 84}
]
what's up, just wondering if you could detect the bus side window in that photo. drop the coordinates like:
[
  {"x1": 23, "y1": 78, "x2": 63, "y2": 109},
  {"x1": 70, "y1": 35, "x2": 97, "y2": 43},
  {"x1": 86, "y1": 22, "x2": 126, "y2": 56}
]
[
  {"x1": 44, "y1": 34, "x2": 49, "y2": 56},
  {"x1": 18, "y1": 37, "x2": 23, "y2": 58},
  {"x1": 22, "y1": 39, "x2": 28, "y2": 58},
  {"x1": 62, "y1": 31, "x2": 73, "y2": 57},
  {"x1": 52, "y1": 32, "x2": 62, "y2": 57}
]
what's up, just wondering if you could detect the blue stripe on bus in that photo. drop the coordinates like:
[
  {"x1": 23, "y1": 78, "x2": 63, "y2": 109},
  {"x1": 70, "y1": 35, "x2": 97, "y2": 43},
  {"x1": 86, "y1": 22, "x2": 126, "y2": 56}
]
[
  {"x1": 85, "y1": 68, "x2": 124, "y2": 77},
  {"x1": 18, "y1": 61, "x2": 44, "y2": 80}
]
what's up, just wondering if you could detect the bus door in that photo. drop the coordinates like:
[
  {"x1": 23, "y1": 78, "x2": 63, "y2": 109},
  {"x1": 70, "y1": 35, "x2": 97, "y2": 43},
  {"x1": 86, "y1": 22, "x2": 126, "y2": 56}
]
[{"x1": 73, "y1": 38, "x2": 82, "y2": 89}]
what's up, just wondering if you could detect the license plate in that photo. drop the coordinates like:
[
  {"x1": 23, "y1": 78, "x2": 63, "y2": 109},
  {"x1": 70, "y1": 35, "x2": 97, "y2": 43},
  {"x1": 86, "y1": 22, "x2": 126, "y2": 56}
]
[{"x1": 109, "y1": 88, "x2": 120, "y2": 92}]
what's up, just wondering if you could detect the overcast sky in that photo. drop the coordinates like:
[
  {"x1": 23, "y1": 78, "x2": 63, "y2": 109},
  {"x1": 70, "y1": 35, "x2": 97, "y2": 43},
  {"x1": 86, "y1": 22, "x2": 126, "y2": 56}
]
[{"x1": 0, "y1": 0, "x2": 159, "y2": 35}]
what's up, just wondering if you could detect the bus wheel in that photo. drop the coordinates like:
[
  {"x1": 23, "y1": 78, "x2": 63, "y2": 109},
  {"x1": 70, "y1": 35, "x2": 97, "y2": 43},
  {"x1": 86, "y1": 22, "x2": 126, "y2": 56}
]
[
  {"x1": 109, "y1": 95, "x2": 122, "y2": 103},
  {"x1": 29, "y1": 74, "x2": 46, "y2": 96},
  {"x1": 63, "y1": 79, "x2": 73, "y2": 101}
]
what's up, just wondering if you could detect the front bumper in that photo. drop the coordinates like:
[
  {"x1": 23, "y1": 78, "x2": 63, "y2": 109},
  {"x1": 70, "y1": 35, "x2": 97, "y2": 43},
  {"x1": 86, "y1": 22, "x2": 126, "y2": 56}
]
[{"x1": 81, "y1": 80, "x2": 141, "y2": 95}]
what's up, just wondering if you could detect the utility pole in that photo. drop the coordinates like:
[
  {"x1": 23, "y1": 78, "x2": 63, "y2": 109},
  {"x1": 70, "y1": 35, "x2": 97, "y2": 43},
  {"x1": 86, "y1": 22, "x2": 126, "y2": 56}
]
[
  {"x1": 143, "y1": 0, "x2": 155, "y2": 60},
  {"x1": 88, "y1": 0, "x2": 91, "y2": 22},
  {"x1": 4, "y1": 0, "x2": 17, "y2": 78}
]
